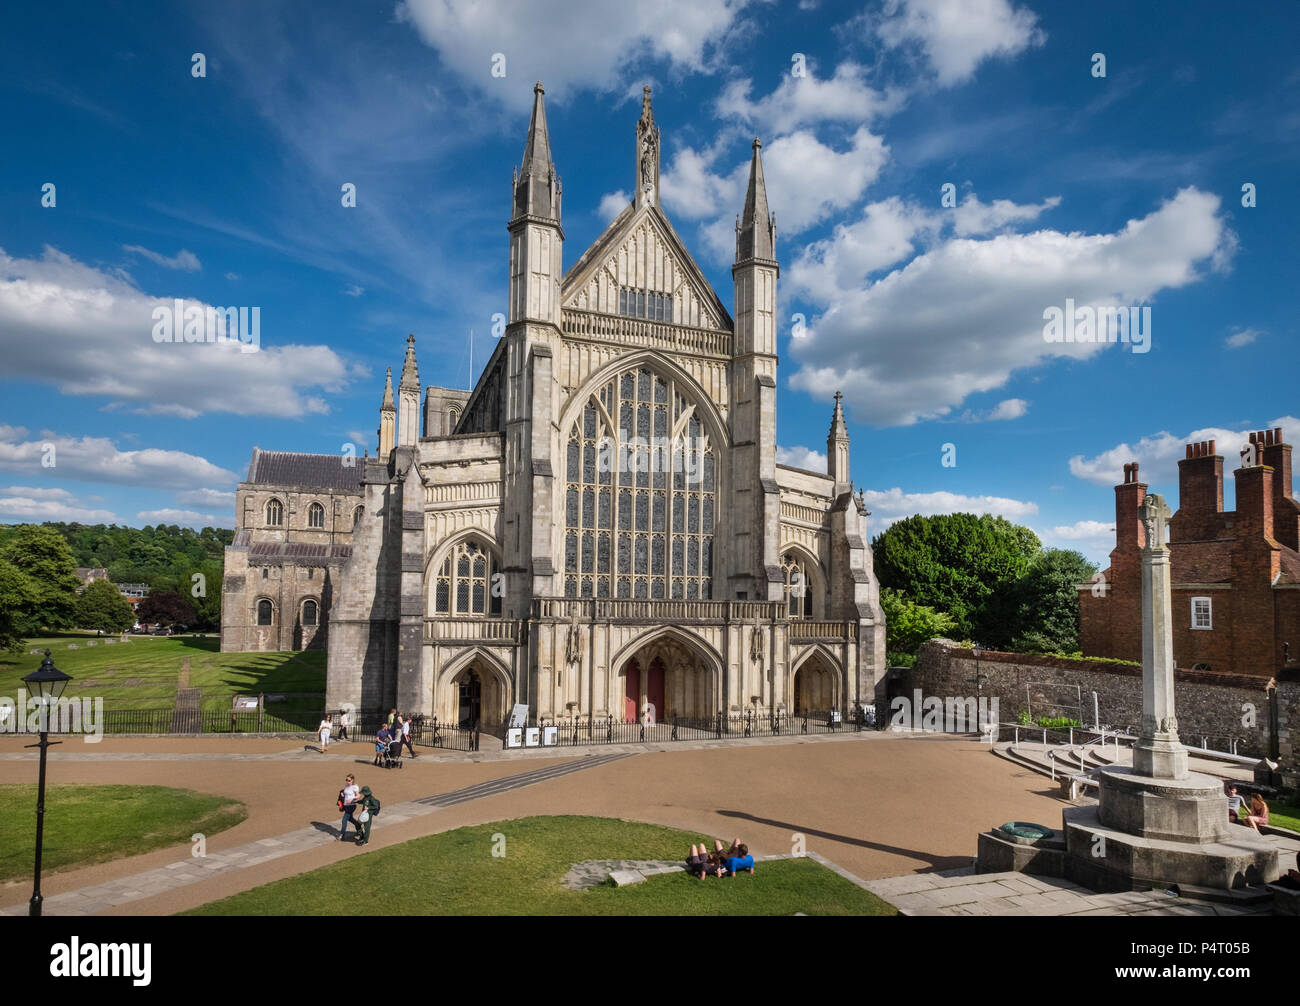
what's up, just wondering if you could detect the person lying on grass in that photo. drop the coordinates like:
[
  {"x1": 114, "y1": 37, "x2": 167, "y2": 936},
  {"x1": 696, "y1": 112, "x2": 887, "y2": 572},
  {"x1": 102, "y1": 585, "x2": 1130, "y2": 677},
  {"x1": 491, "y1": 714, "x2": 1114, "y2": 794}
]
[
  {"x1": 685, "y1": 843, "x2": 711, "y2": 879},
  {"x1": 709, "y1": 837, "x2": 755, "y2": 876}
]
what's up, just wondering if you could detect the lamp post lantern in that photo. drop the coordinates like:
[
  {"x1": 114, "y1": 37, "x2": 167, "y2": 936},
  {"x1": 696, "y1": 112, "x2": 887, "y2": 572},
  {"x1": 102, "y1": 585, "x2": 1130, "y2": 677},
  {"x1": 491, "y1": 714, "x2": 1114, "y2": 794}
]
[{"x1": 22, "y1": 649, "x2": 72, "y2": 917}]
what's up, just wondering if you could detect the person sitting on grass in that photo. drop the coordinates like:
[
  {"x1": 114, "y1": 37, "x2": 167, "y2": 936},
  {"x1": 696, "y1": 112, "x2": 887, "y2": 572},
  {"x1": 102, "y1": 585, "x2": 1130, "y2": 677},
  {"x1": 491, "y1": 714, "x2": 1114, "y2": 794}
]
[{"x1": 1241, "y1": 792, "x2": 1269, "y2": 832}]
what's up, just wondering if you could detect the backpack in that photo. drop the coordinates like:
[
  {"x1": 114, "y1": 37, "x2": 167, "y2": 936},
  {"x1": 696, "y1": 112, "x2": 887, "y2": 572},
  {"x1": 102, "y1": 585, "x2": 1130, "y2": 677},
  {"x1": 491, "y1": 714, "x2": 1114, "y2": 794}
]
[
  {"x1": 337, "y1": 789, "x2": 345, "y2": 812},
  {"x1": 370, "y1": 797, "x2": 381, "y2": 817}
]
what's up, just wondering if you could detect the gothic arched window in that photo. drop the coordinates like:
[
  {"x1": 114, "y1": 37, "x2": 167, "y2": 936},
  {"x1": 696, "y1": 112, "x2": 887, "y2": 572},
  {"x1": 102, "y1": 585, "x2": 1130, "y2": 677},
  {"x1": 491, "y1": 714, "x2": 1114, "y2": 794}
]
[
  {"x1": 257, "y1": 599, "x2": 274, "y2": 625},
  {"x1": 563, "y1": 366, "x2": 715, "y2": 600},
  {"x1": 307, "y1": 502, "x2": 325, "y2": 528},
  {"x1": 781, "y1": 553, "x2": 813, "y2": 619},
  {"x1": 302, "y1": 599, "x2": 318, "y2": 627},
  {"x1": 265, "y1": 499, "x2": 283, "y2": 526},
  {"x1": 432, "y1": 539, "x2": 503, "y2": 616},
  {"x1": 352, "y1": 505, "x2": 364, "y2": 530}
]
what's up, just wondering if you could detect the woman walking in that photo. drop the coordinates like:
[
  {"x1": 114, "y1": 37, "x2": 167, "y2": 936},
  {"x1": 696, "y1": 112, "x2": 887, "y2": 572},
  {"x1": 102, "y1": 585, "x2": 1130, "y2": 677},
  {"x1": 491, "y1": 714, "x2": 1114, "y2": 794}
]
[
  {"x1": 338, "y1": 774, "x2": 361, "y2": 841},
  {"x1": 317, "y1": 713, "x2": 333, "y2": 752}
]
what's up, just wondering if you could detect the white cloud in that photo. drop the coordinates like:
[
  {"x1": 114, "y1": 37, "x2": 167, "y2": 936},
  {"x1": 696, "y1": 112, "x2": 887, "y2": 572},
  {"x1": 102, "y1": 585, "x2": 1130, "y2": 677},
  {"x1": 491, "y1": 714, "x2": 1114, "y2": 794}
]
[
  {"x1": 790, "y1": 197, "x2": 936, "y2": 302},
  {"x1": 776, "y1": 445, "x2": 827, "y2": 471},
  {"x1": 346, "y1": 430, "x2": 373, "y2": 450},
  {"x1": 0, "y1": 486, "x2": 119, "y2": 523},
  {"x1": 875, "y1": 0, "x2": 1046, "y2": 87},
  {"x1": 1069, "y1": 415, "x2": 1300, "y2": 487},
  {"x1": 788, "y1": 187, "x2": 1235, "y2": 426},
  {"x1": 0, "y1": 246, "x2": 362, "y2": 419},
  {"x1": 715, "y1": 62, "x2": 903, "y2": 134},
  {"x1": 598, "y1": 190, "x2": 631, "y2": 223},
  {"x1": 175, "y1": 488, "x2": 236, "y2": 508},
  {"x1": 344, "y1": 284, "x2": 365, "y2": 297},
  {"x1": 0, "y1": 427, "x2": 239, "y2": 491},
  {"x1": 1048, "y1": 519, "x2": 1114, "y2": 541},
  {"x1": 1225, "y1": 326, "x2": 1260, "y2": 349},
  {"x1": 122, "y1": 244, "x2": 202, "y2": 272},
  {"x1": 958, "y1": 397, "x2": 1028, "y2": 422},
  {"x1": 397, "y1": 0, "x2": 750, "y2": 109},
  {"x1": 862, "y1": 486, "x2": 1038, "y2": 535},
  {"x1": 137, "y1": 508, "x2": 231, "y2": 529},
  {"x1": 666, "y1": 128, "x2": 890, "y2": 263},
  {"x1": 951, "y1": 193, "x2": 1060, "y2": 236}
]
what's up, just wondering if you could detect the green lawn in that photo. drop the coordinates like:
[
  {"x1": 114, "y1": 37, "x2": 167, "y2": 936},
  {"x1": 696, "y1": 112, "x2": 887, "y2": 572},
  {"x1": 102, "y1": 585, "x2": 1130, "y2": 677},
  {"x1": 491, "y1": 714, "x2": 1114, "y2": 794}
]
[
  {"x1": 2, "y1": 634, "x2": 325, "y2": 713},
  {"x1": 1270, "y1": 803, "x2": 1300, "y2": 832},
  {"x1": 186, "y1": 815, "x2": 897, "y2": 916},
  {"x1": 0, "y1": 784, "x2": 246, "y2": 882}
]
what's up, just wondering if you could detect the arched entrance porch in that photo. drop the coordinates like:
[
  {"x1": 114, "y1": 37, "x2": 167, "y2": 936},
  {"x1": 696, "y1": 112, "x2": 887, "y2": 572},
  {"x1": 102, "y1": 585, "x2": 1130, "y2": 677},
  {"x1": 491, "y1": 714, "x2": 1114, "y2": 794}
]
[
  {"x1": 791, "y1": 650, "x2": 840, "y2": 716},
  {"x1": 435, "y1": 651, "x2": 511, "y2": 731},
  {"x1": 615, "y1": 631, "x2": 719, "y2": 723}
]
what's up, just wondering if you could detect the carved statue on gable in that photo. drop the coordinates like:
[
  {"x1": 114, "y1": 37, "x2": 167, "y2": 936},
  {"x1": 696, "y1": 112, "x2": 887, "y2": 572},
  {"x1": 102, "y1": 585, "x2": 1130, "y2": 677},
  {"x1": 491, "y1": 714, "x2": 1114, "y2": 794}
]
[{"x1": 1139, "y1": 492, "x2": 1171, "y2": 552}]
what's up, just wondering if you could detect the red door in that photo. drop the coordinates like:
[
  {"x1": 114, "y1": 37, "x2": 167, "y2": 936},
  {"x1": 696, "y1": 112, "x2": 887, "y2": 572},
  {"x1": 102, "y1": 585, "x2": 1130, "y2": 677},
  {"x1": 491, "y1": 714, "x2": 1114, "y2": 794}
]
[
  {"x1": 647, "y1": 657, "x2": 665, "y2": 723},
  {"x1": 624, "y1": 661, "x2": 640, "y2": 722}
]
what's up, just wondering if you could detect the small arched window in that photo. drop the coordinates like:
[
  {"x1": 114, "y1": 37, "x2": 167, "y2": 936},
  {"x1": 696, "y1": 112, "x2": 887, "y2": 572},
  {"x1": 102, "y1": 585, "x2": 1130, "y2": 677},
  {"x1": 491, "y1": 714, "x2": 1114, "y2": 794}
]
[
  {"x1": 302, "y1": 599, "x2": 318, "y2": 627},
  {"x1": 257, "y1": 599, "x2": 274, "y2": 625},
  {"x1": 433, "y1": 539, "x2": 502, "y2": 617},
  {"x1": 448, "y1": 407, "x2": 461, "y2": 431},
  {"x1": 781, "y1": 553, "x2": 813, "y2": 619},
  {"x1": 265, "y1": 499, "x2": 283, "y2": 526},
  {"x1": 307, "y1": 502, "x2": 325, "y2": 528},
  {"x1": 353, "y1": 505, "x2": 365, "y2": 530}
]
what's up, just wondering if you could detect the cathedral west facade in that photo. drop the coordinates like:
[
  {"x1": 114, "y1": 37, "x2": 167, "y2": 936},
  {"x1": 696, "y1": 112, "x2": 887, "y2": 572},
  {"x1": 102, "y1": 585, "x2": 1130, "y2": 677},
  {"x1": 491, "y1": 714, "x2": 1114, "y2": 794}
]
[{"x1": 223, "y1": 84, "x2": 887, "y2": 729}]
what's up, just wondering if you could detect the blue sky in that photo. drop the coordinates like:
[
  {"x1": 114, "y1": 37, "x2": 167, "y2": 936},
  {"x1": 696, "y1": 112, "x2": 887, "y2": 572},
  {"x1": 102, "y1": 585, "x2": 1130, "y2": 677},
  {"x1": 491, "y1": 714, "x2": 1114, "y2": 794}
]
[{"x1": 0, "y1": 0, "x2": 1296, "y2": 565}]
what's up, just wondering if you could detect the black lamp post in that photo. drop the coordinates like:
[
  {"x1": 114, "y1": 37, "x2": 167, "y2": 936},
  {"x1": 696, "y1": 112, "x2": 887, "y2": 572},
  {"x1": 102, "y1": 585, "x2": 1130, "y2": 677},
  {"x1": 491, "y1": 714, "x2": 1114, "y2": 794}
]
[{"x1": 22, "y1": 649, "x2": 72, "y2": 917}]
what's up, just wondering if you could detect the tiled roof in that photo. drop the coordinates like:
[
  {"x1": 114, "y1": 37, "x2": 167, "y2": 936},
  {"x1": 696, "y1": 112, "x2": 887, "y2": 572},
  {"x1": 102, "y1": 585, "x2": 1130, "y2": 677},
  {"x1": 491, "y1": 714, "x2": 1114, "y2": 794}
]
[
  {"x1": 248, "y1": 542, "x2": 353, "y2": 564},
  {"x1": 247, "y1": 449, "x2": 364, "y2": 492}
]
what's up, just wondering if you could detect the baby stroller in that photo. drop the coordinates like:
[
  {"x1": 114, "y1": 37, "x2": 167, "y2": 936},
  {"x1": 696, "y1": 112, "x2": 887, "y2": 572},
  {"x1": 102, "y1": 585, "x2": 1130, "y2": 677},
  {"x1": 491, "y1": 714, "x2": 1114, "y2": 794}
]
[{"x1": 373, "y1": 735, "x2": 404, "y2": 769}]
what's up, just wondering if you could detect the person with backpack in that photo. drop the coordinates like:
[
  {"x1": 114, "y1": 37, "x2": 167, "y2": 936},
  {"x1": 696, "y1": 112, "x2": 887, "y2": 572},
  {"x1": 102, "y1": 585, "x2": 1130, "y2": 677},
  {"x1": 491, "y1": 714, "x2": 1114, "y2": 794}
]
[{"x1": 354, "y1": 785, "x2": 380, "y2": 846}]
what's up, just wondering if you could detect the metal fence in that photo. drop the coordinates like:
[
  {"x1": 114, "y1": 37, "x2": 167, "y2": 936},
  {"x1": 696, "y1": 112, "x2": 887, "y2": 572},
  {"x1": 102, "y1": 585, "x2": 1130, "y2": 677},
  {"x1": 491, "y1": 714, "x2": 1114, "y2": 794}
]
[{"x1": 529, "y1": 706, "x2": 875, "y2": 747}]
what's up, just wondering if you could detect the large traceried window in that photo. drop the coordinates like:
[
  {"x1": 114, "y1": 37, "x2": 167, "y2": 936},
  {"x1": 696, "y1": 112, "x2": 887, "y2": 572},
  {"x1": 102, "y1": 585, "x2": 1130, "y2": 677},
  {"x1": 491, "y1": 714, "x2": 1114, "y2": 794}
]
[
  {"x1": 781, "y1": 552, "x2": 813, "y2": 619},
  {"x1": 433, "y1": 539, "x2": 503, "y2": 616},
  {"x1": 307, "y1": 502, "x2": 325, "y2": 528},
  {"x1": 265, "y1": 499, "x2": 283, "y2": 526},
  {"x1": 564, "y1": 366, "x2": 715, "y2": 600}
]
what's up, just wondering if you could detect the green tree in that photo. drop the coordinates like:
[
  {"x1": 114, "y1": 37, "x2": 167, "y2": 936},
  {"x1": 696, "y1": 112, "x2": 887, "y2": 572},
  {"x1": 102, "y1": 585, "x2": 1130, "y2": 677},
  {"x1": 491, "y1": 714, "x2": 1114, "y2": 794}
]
[
  {"x1": 880, "y1": 587, "x2": 957, "y2": 661},
  {"x1": 0, "y1": 524, "x2": 82, "y2": 630},
  {"x1": 1003, "y1": 549, "x2": 1098, "y2": 654},
  {"x1": 0, "y1": 558, "x2": 40, "y2": 651},
  {"x1": 137, "y1": 589, "x2": 196, "y2": 627},
  {"x1": 76, "y1": 578, "x2": 137, "y2": 634},
  {"x1": 872, "y1": 513, "x2": 1041, "y2": 639}
]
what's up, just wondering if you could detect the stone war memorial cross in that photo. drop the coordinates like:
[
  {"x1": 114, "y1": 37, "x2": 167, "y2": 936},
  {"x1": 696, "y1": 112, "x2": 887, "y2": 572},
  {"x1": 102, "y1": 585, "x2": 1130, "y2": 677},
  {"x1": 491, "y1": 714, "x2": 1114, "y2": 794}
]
[{"x1": 1135, "y1": 492, "x2": 1188, "y2": 780}]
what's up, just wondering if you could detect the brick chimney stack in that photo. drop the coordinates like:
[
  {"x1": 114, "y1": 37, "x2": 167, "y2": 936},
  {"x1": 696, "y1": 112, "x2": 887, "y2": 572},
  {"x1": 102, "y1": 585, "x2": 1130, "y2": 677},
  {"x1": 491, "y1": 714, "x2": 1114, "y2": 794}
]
[
  {"x1": 1235, "y1": 431, "x2": 1276, "y2": 543},
  {"x1": 1259, "y1": 426, "x2": 1298, "y2": 550},
  {"x1": 1115, "y1": 461, "x2": 1147, "y2": 551},
  {"x1": 1173, "y1": 439, "x2": 1223, "y2": 542}
]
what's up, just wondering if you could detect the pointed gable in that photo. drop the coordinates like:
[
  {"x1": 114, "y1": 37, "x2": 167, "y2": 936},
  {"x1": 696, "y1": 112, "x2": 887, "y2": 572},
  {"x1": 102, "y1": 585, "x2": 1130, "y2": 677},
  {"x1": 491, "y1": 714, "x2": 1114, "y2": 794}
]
[{"x1": 561, "y1": 202, "x2": 733, "y2": 331}]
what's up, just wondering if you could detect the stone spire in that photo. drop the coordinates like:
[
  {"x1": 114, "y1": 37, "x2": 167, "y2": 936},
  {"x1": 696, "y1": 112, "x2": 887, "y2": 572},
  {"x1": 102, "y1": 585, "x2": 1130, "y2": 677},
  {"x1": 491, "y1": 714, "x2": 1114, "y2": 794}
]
[
  {"x1": 398, "y1": 335, "x2": 420, "y2": 447},
  {"x1": 735, "y1": 137, "x2": 776, "y2": 264},
  {"x1": 378, "y1": 367, "x2": 395, "y2": 458},
  {"x1": 399, "y1": 333, "x2": 419, "y2": 390},
  {"x1": 512, "y1": 82, "x2": 560, "y2": 223},
  {"x1": 634, "y1": 84, "x2": 660, "y2": 210},
  {"x1": 827, "y1": 390, "x2": 850, "y2": 490}
]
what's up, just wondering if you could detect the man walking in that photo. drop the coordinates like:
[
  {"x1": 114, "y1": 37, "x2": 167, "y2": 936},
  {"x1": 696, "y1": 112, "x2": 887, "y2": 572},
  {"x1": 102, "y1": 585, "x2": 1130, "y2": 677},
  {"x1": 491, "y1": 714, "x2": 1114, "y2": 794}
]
[
  {"x1": 337, "y1": 708, "x2": 351, "y2": 742},
  {"x1": 354, "y1": 785, "x2": 380, "y2": 846},
  {"x1": 399, "y1": 713, "x2": 418, "y2": 758}
]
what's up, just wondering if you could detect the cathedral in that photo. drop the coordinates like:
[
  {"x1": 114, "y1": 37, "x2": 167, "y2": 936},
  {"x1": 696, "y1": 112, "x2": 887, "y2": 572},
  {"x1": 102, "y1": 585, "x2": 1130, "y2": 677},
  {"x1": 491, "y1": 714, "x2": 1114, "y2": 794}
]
[{"x1": 221, "y1": 84, "x2": 887, "y2": 730}]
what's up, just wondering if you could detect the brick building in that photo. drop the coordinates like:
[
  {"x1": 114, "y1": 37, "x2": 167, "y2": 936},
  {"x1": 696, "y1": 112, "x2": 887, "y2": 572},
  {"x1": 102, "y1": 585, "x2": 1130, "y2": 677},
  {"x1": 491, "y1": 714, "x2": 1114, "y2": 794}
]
[{"x1": 1078, "y1": 428, "x2": 1300, "y2": 677}]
